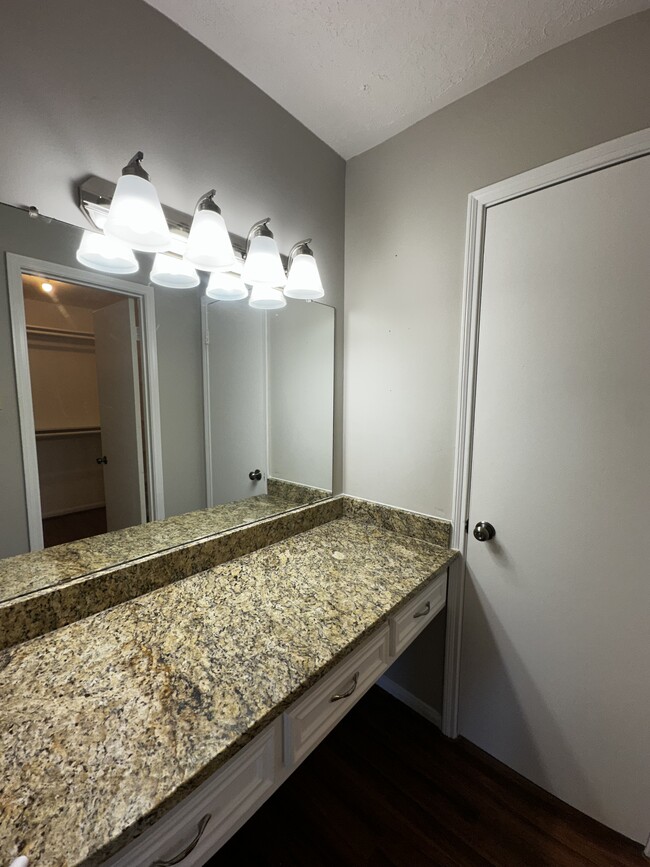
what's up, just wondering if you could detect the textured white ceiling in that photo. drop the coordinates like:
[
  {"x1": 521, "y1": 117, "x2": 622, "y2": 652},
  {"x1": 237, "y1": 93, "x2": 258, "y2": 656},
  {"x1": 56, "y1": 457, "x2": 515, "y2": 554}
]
[{"x1": 143, "y1": 0, "x2": 647, "y2": 158}]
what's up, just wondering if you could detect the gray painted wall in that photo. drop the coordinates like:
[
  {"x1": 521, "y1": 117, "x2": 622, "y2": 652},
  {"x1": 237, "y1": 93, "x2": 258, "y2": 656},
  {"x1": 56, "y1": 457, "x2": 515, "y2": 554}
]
[
  {"x1": 268, "y1": 301, "x2": 335, "y2": 491},
  {"x1": 0, "y1": 0, "x2": 345, "y2": 552},
  {"x1": 344, "y1": 12, "x2": 650, "y2": 713}
]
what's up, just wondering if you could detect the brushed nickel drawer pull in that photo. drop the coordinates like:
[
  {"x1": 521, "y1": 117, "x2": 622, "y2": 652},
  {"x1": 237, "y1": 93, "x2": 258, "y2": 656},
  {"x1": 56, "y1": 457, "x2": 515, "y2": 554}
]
[
  {"x1": 413, "y1": 600, "x2": 431, "y2": 619},
  {"x1": 330, "y1": 671, "x2": 359, "y2": 702},
  {"x1": 151, "y1": 813, "x2": 211, "y2": 866}
]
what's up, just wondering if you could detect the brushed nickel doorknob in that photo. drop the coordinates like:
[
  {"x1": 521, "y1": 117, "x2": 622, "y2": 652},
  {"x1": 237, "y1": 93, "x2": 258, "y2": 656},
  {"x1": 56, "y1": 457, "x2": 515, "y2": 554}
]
[{"x1": 473, "y1": 521, "x2": 496, "y2": 542}]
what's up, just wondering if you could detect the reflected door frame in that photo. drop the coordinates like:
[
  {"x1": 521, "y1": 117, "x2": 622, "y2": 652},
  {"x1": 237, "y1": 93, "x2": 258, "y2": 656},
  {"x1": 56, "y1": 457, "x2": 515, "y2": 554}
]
[{"x1": 6, "y1": 253, "x2": 165, "y2": 550}]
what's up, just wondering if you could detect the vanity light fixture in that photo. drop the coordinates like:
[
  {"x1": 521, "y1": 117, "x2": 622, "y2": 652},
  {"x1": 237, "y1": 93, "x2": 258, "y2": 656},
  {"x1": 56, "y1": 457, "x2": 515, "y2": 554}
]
[
  {"x1": 150, "y1": 253, "x2": 200, "y2": 289},
  {"x1": 103, "y1": 151, "x2": 171, "y2": 252},
  {"x1": 184, "y1": 190, "x2": 235, "y2": 272},
  {"x1": 284, "y1": 240, "x2": 324, "y2": 300},
  {"x1": 76, "y1": 230, "x2": 139, "y2": 275},
  {"x1": 206, "y1": 270, "x2": 249, "y2": 301},
  {"x1": 241, "y1": 219, "x2": 287, "y2": 289},
  {"x1": 77, "y1": 173, "x2": 326, "y2": 309}
]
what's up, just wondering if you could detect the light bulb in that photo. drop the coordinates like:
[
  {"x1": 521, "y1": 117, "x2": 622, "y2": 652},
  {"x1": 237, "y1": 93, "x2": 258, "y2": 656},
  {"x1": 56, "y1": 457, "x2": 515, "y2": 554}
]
[
  {"x1": 249, "y1": 284, "x2": 286, "y2": 310},
  {"x1": 41, "y1": 282, "x2": 53, "y2": 293},
  {"x1": 206, "y1": 271, "x2": 248, "y2": 301},
  {"x1": 284, "y1": 249, "x2": 324, "y2": 300},
  {"x1": 184, "y1": 191, "x2": 235, "y2": 272},
  {"x1": 150, "y1": 254, "x2": 200, "y2": 289},
  {"x1": 103, "y1": 151, "x2": 171, "y2": 252},
  {"x1": 76, "y1": 230, "x2": 139, "y2": 274}
]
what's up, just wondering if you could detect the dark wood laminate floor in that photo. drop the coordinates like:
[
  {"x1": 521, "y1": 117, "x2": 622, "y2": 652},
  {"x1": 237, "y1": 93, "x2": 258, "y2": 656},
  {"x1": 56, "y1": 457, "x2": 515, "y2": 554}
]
[
  {"x1": 43, "y1": 507, "x2": 107, "y2": 547},
  {"x1": 210, "y1": 687, "x2": 646, "y2": 867}
]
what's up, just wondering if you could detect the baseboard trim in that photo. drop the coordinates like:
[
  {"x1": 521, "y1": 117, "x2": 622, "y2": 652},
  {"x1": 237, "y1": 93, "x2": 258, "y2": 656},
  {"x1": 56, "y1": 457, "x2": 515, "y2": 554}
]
[{"x1": 378, "y1": 676, "x2": 442, "y2": 729}]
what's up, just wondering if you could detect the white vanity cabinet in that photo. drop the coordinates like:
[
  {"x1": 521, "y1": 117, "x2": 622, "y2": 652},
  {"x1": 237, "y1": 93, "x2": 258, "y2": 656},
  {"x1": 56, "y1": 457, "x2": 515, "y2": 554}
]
[
  {"x1": 389, "y1": 571, "x2": 447, "y2": 656},
  {"x1": 104, "y1": 722, "x2": 281, "y2": 867},
  {"x1": 283, "y1": 624, "x2": 391, "y2": 766},
  {"x1": 104, "y1": 570, "x2": 447, "y2": 867}
]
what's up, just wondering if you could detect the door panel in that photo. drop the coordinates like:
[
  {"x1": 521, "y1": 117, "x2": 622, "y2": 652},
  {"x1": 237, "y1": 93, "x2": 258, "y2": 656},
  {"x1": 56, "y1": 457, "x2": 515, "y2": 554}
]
[
  {"x1": 460, "y1": 156, "x2": 650, "y2": 842},
  {"x1": 93, "y1": 298, "x2": 146, "y2": 531},
  {"x1": 206, "y1": 302, "x2": 267, "y2": 505}
]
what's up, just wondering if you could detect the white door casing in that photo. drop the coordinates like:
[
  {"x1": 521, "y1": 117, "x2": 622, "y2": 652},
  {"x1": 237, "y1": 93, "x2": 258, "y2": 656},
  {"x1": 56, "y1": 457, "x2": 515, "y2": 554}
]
[
  {"x1": 446, "y1": 129, "x2": 650, "y2": 843},
  {"x1": 6, "y1": 255, "x2": 165, "y2": 550},
  {"x1": 93, "y1": 298, "x2": 146, "y2": 531}
]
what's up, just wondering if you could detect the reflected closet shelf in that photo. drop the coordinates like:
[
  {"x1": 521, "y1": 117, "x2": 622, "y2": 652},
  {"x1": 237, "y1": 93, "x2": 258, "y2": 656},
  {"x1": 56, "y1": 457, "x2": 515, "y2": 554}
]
[
  {"x1": 35, "y1": 427, "x2": 101, "y2": 440},
  {"x1": 26, "y1": 325, "x2": 95, "y2": 345}
]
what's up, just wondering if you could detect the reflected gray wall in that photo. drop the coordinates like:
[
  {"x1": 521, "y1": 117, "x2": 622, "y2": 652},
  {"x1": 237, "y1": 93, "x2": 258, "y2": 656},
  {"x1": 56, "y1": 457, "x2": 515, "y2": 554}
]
[
  {"x1": 0, "y1": 0, "x2": 345, "y2": 542},
  {"x1": 268, "y1": 302, "x2": 334, "y2": 491},
  {"x1": 0, "y1": 206, "x2": 205, "y2": 556}
]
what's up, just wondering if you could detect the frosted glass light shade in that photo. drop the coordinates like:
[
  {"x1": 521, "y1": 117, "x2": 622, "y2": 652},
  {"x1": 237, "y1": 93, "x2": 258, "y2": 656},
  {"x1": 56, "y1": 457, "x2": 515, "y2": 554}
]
[
  {"x1": 76, "y1": 230, "x2": 139, "y2": 274},
  {"x1": 242, "y1": 235, "x2": 286, "y2": 287},
  {"x1": 104, "y1": 174, "x2": 171, "y2": 252},
  {"x1": 206, "y1": 271, "x2": 248, "y2": 301},
  {"x1": 249, "y1": 284, "x2": 286, "y2": 310},
  {"x1": 284, "y1": 253, "x2": 324, "y2": 299},
  {"x1": 150, "y1": 254, "x2": 200, "y2": 289},
  {"x1": 184, "y1": 209, "x2": 235, "y2": 272}
]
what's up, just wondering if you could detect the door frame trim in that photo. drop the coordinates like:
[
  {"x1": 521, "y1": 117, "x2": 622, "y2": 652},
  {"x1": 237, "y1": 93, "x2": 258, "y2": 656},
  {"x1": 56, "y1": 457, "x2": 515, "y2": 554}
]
[
  {"x1": 443, "y1": 127, "x2": 650, "y2": 738},
  {"x1": 200, "y1": 295, "x2": 214, "y2": 508},
  {"x1": 6, "y1": 253, "x2": 166, "y2": 550}
]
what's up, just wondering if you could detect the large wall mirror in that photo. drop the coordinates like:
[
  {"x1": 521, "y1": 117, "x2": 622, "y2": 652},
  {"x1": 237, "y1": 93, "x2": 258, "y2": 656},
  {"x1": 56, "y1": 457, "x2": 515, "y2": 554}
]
[{"x1": 0, "y1": 202, "x2": 334, "y2": 603}]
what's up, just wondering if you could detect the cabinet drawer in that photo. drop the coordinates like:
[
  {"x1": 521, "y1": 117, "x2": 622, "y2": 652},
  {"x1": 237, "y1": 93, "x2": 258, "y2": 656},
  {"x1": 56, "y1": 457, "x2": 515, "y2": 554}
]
[
  {"x1": 105, "y1": 720, "x2": 279, "y2": 867},
  {"x1": 389, "y1": 571, "x2": 447, "y2": 657},
  {"x1": 284, "y1": 625, "x2": 390, "y2": 767}
]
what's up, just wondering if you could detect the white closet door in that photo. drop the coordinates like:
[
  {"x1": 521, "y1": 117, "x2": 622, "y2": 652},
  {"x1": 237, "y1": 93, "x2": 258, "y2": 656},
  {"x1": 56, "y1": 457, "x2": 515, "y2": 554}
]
[
  {"x1": 205, "y1": 302, "x2": 267, "y2": 505},
  {"x1": 460, "y1": 155, "x2": 650, "y2": 842}
]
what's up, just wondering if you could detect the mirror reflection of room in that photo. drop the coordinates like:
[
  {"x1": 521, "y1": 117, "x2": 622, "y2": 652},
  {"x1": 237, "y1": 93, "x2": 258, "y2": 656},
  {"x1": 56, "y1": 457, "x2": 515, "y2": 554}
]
[
  {"x1": 204, "y1": 299, "x2": 334, "y2": 513},
  {"x1": 0, "y1": 192, "x2": 335, "y2": 602},
  {"x1": 21, "y1": 275, "x2": 150, "y2": 548}
]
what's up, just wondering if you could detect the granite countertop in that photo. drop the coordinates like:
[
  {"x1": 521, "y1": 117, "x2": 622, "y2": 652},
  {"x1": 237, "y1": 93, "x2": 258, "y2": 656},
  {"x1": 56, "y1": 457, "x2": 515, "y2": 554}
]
[
  {"x1": 0, "y1": 492, "x2": 308, "y2": 603},
  {"x1": 0, "y1": 514, "x2": 456, "y2": 867}
]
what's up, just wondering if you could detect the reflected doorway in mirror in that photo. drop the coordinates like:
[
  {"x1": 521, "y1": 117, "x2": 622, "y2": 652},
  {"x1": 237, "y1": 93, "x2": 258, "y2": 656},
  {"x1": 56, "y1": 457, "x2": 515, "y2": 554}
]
[{"x1": 6, "y1": 254, "x2": 165, "y2": 553}]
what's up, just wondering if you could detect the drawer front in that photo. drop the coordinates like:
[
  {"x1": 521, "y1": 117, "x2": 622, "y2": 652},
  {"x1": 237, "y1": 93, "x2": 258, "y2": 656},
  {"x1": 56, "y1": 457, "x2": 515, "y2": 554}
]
[
  {"x1": 284, "y1": 625, "x2": 390, "y2": 767},
  {"x1": 106, "y1": 720, "x2": 279, "y2": 867},
  {"x1": 390, "y1": 571, "x2": 447, "y2": 657}
]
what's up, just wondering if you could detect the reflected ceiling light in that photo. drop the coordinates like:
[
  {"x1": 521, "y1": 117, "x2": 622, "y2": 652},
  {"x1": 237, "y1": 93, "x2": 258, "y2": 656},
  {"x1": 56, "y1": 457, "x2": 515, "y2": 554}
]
[
  {"x1": 150, "y1": 253, "x2": 200, "y2": 289},
  {"x1": 41, "y1": 282, "x2": 54, "y2": 293},
  {"x1": 241, "y1": 218, "x2": 287, "y2": 288},
  {"x1": 76, "y1": 230, "x2": 139, "y2": 274},
  {"x1": 103, "y1": 151, "x2": 171, "y2": 252},
  {"x1": 249, "y1": 284, "x2": 286, "y2": 310},
  {"x1": 184, "y1": 190, "x2": 235, "y2": 272},
  {"x1": 206, "y1": 270, "x2": 248, "y2": 301},
  {"x1": 284, "y1": 239, "x2": 324, "y2": 300}
]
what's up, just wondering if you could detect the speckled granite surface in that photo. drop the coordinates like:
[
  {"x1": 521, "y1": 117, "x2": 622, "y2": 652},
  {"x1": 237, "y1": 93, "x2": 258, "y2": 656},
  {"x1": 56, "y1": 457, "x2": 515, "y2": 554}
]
[
  {"x1": 266, "y1": 477, "x2": 331, "y2": 505},
  {"x1": 0, "y1": 515, "x2": 457, "y2": 867},
  {"x1": 0, "y1": 496, "x2": 452, "y2": 652},
  {"x1": 0, "y1": 496, "x2": 343, "y2": 651},
  {"x1": 0, "y1": 493, "x2": 321, "y2": 603},
  {"x1": 342, "y1": 496, "x2": 452, "y2": 547}
]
